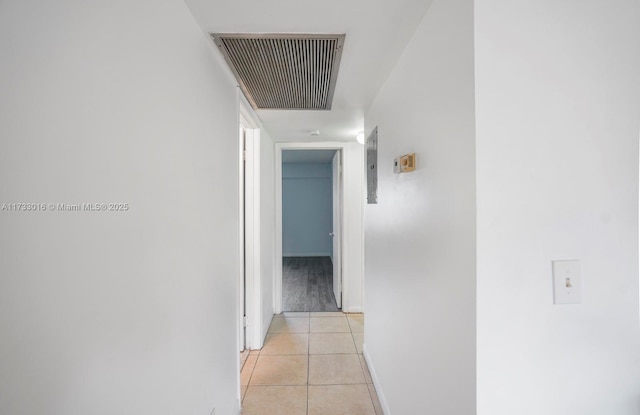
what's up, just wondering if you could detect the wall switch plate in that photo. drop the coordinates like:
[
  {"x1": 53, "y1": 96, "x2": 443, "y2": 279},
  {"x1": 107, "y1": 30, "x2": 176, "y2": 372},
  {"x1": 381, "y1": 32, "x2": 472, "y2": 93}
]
[
  {"x1": 552, "y1": 260, "x2": 581, "y2": 304},
  {"x1": 393, "y1": 157, "x2": 401, "y2": 173}
]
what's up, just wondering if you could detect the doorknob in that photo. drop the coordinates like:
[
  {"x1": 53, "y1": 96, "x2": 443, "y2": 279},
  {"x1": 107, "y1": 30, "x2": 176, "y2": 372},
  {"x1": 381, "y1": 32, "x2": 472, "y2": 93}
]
[{"x1": 329, "y1": 232, "x2": 334, "y2": 237}]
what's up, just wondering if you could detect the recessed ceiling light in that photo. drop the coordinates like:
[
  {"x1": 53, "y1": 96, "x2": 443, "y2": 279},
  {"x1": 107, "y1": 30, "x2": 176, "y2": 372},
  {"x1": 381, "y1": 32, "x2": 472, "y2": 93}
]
[{"x1": 310, "y1": 130, "x2": 320, "y2": 136}]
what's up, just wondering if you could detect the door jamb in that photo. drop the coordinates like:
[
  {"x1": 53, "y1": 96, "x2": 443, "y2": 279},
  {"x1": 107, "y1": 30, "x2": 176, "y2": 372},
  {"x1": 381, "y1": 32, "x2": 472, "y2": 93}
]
[
  {"x1": 239, "y1": 108, "x2": 263, "y2": 350},
  {"x1": 238, "y1": 124, "x2": 246, "y2": 352}
]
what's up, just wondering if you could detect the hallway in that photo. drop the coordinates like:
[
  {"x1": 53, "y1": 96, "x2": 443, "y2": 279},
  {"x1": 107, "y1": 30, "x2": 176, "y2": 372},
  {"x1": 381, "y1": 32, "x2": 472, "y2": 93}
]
[{"x1": 239, "y1": 312, "x2": 381, "y2": 415}]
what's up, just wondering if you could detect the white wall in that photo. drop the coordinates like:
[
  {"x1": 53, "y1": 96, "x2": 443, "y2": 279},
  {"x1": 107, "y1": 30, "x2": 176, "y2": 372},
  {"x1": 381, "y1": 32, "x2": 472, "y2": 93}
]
[
  {"x1": 475, "y1": 1, "x2": 640, "y2": 414},
  {"x1": 259, "y1": 127, "x2": 275, "y2": 344},
  {"x1": 363, "y1": 0, "x2": 476, "y2": 413},
  {"x1": 282, "y1": 163, "x2": 333, "y2": 257},
  {"x1": 342, "y1": 142, "x2": 366, "y2": 313},
  {"x1": 0, "y1": 1, "x2": 240, "y2": 414}
]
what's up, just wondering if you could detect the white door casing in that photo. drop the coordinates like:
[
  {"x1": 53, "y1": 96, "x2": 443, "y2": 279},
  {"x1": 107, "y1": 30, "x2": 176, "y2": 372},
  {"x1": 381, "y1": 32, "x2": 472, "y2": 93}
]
[
  {"x1": 238, "y1": 125, "x2": 246, "y2": 351},
  {"x1": 275, "y1": 141, "x2": 364, "y2": 314},
  {"x1": 332, "y1": 150, "x2": 342, "y2": 308},
  {"x1": 239, "y1": 110, "x2": 264, "y2": 351}
]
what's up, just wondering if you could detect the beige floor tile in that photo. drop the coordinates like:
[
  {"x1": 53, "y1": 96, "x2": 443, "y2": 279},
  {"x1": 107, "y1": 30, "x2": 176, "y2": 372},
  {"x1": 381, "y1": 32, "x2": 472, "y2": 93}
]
[
  {"x1": 261, "y1": 333, "x2": 309, "y2": 355},
  {"x1": 309, "y1": 354, "x2": 365, "y2": 385},
  {"x1": 268, "y1": 317, "x2": 309, "y2": 333},
  {"x1": 241, "y1": 385, "x2": 247, "y2": 402},
  {"x1": 308, "y1": 385, "x2": 376, "y2": 415},
  {"x1": 242, "y1": 386, "x2": 307, "y2": 415},
  {"x1": 250, "y1": 355, "x2": 308, "y2": 385},
  {"x1": 310, "y1": 316, "x2": 351, "y2": 333},
  {"x1": 249, "y1": 350, "x2": 260, "y2": 356},
  {"x1": 274, "y1": 311, "x2": 310, "y2": 318},
  {"x1": 310, "y1": 311, "x2": 345, "y2": 317},
  {"x1": 240, "y1": 350, "x2": 249, "y2": 369},
  {"x1": 359, "y1": 354, "x2": 372, "y2": 384},
  {"x1": 241, "y1": 355, "x2": 258, "y2": 386},
  {"x1": 309, "y1": 333, "x2": 357, "y2": 354},
  {"x1": 367, "y1": 384, "x2": 384, "y2": 415},
  {"x1": 347, "y1": 314, "x2": 364, "y2": 333},
  {"x1": 352, "y1": 332, "x2": 364, "y2": 354}
]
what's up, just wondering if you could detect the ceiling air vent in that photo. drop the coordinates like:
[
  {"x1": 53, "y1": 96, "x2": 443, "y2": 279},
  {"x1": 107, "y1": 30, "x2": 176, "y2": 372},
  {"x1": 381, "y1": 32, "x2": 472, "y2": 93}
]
[{"x1": 211, "y1": 33, "x2": 345, "y2": 110}]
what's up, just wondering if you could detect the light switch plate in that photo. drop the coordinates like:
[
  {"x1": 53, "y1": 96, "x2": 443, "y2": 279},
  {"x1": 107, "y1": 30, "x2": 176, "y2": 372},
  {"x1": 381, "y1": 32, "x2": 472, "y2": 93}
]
[
  {"x1": 552, "y1": 260, "x2": 581, "y2": 304},
  {"x1": 393, "y1": 157, "x2": 401, "y2": 174}
]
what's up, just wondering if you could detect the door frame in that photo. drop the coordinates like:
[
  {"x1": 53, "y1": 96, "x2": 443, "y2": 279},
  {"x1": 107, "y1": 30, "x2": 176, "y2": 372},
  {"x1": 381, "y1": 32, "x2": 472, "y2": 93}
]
[
  {"x1": 331, "y1": 150, "x2": 343, "y2": 309},
  {"x1": 239, "y1": 103, "x2": 263, "y2": 350},
  {"x1": 238, "y1": 123, "x2": 246, "y2": 351},
  {"x1": 275, "y1": 142, "x2": 351, "y2": 314}
]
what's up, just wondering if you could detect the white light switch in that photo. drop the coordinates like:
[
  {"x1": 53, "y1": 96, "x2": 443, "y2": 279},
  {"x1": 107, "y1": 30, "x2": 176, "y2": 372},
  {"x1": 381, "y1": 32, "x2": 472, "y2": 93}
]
[{"x1": 552, "y1": 260, "x2": 581, "y2": 304}]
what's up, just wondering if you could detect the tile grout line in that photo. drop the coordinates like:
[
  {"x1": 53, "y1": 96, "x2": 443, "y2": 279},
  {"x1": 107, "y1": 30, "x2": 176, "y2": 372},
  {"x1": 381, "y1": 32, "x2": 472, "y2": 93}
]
[
  {"x1": 245, "y1": 355, "x2": 258, "y2": 390},
  {"x1": 366, "y1": 384, "x2": 378, "y2": 415},
  {"x1": 252, "y1": 313, "x2": 366, "y2": 415},
  {"x1": 350, "y1": 327, "x2": 358, "y2": 354}
]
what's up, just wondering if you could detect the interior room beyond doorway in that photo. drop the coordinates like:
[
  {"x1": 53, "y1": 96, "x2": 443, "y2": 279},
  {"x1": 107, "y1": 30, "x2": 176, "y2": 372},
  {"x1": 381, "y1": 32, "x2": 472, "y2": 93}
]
[{"x1": 283, "y1": 257, "x2": 339, "y2": 312}]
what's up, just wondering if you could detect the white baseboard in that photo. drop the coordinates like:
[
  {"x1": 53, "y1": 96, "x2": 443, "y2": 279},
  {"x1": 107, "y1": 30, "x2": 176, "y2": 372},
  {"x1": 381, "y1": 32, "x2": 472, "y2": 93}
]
[
  {"x1": 363, "y1": 345, "x2": 391, "y2": 415},
  {"x1": 261, "y1": 312, "x2": 274, "y2": 347}
]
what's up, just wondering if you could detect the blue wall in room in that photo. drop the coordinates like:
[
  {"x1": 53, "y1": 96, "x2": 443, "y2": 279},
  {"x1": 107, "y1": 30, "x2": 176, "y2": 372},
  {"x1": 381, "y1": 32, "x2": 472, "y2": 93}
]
[{"x1": 282, "y1": 163, "x2": 333, "y2": 257}]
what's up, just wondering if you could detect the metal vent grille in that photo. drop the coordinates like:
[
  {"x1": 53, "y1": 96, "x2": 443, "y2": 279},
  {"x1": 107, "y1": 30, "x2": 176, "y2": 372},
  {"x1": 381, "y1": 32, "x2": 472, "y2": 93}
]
[{"x1": 211, "y1": 33, "x2": 345, "y2": 110}]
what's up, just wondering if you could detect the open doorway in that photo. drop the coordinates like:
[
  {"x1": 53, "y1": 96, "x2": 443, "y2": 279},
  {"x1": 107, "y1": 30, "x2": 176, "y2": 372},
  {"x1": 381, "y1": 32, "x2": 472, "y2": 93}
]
[
  {"x1": 281, "y1": 149, "x2": 342, "y2": 312},
  {"x1": 275, "y1": 141, "x2": 364, "y2": 315}
]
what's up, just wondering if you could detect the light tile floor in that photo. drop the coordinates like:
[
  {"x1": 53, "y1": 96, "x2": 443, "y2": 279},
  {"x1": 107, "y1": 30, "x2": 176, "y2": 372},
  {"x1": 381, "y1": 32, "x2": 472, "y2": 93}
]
[{"x1": 240, "y1": 312, "x2": 383, "y2": 415}]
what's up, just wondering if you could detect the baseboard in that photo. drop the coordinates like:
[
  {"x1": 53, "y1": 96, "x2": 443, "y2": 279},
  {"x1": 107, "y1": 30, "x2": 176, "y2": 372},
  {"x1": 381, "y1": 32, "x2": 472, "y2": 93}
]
[
  {"x1": 363, "y1": 345, "x2": 391, "y2": 415},
  {"x1": 282, "y1": 252, "x2": 331, "y2": 257},
  {"x1": 261, "y1": 312, "x2": 274, "y2": 347}
]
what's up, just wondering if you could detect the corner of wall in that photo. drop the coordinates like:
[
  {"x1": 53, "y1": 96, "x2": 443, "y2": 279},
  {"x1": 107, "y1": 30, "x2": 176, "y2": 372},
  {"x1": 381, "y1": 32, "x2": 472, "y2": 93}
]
[
  {"x1": 362, "y1": 0, "x2": 476, "y2": 413},
  {"x1": 362, "y1": 345, "x2": 391, "y2": 415}
]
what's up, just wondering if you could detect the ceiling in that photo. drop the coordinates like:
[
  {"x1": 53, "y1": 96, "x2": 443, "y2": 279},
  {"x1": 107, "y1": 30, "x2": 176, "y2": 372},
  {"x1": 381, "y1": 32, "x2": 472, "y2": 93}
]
[
  {"x1": 282, "y1": 149, "x2": 336, "y2": 163},
  {"x1": 184, "y1": 0, "x2": 433, "y2": 143}
]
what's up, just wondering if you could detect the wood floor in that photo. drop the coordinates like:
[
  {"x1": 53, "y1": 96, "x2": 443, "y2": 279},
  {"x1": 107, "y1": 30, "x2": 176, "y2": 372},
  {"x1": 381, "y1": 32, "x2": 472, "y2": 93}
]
[{"x1": 282, "y1": 257, "x2": 340, "y2": 312}]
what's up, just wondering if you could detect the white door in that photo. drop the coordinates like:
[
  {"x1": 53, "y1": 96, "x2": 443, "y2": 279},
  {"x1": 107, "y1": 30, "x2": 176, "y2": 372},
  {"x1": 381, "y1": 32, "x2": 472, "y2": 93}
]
[{"x1": 331, "y1": 151, "x2": 342, "y2": 308}]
